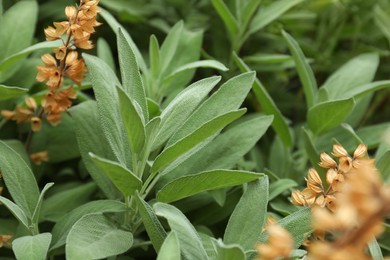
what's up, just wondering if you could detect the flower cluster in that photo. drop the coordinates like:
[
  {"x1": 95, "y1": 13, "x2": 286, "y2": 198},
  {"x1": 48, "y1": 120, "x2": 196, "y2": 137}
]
[
  {"x1": 290, "y1": 144, "x2": 390, "y2": 259},
  {"x1": 291, "y1": 144, "x2": 367, "y2": 212},
  {"x1": 1, "y1": 98, "x2": 41, "y2": 132}
]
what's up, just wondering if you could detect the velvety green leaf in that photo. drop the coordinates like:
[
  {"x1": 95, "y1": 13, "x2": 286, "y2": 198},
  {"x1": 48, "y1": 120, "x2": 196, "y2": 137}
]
[
  {"x1": 154, "y1": 203, "x2": 208, "y2": 260},
  {"x1": 233, "y1": 53, "x2": 293, "y2": 147},
  {"x1": 321, "y1": 53, "x2": 379, "y2": 100},
  {"x1": 368, "y1": 238, "x2": 384, "y2": 260},
  {"x1": 157, "y1": 232, "x2": 180, "y2": 260},
  {"x1": 0, "y1": 85, "x2": 27, "y2": 100},
  {"x1": 0, "y1": 141, "x2": 39, "y2": 218},
  {"x1": 70, "y1": 101, "x2": 121, "y2": 199},
  {"x1": 149, "y1": 34, "x2": 160, "y2": 78},
  {"x1": 0, "y1": 1, "x2": 38, "y2": 81},
  {"x1": 168, "y1": 72, "x2": 255, "y2": 145},
  {"x1": 40, "y1": 182, "x2": 97, "y2": 222},
  {"x1": 117, "y1": 28, "x2": 149, "y2": 121},
  {"x1": 163, "y1": 114, "x2": 273, "y2": 181},
  {"x1": 152, "y1": 109, "x2": 246, "y2": 174},
  {"x1": 158, "y1": 170, "x2": 263, "y2": 203},
  {"x1": 66, "y1": 213, "x2": 133, "y2": 260},
  {"x1": 213, "y1": 239, "x2": 246, "y2": 260},
  {"x1": 342, "y1": 80, "x2": 390, "y2": 99},
  {"x1": 83, "y1": 54, "x2": 131, "y2": 167},
  {"x1": 51, "y1": 200, "x2": 126, "y2": 250},
  {"x1": 308, "y1": 98, "x2": 356, "y2": 135},
  {"x1": 376, "y1": 150, "x2": 390, "y2": 182},
  {"x1": 211, "y1": 0, "x2": 239, "y2": 38},
  {"x1": 117, "y1": 86, "x2": 146, "y2": 154},
  {"x1": 31, "y1": 183, "x2": 54, "y2": 225},
  {"x1": 97, "y1": 38, "x2": 115, "y2": 70},
  {"x1": 0, "y1": 196, "x2": 29, "y2": 229},
  {"x1": 224, "y1": 177, "x2": 268, "y2": 251},
  {"x1": 153, "y1": 76, "x2": 221, "y2": 150},
  {"x1": 134, "y1": 192, "x2": 167, "y2": 252},
  {"x1": 99, "y1": 8, "x2": 147, "y2": 73},
  {"x1": 2, "y1": 140, "x2": 30, "y2": 166},
  {"x1": 259, "y1": 207, "x2": 312, "y2": 247},
  {"x1": 248, "y1": 0, "x2": 303, "y2": 35},
  {"x1": 159, "y1": 21, "x2": 183, "y2": 76},
  {"x1": 89, "y1": 153, "x2": 142, "y2": 196},
  {"x1": 269, "y1": 179, "x2": 298, "y2": 201},
  {"x1": 282, "y1": 30, "x2": 317, "y2": 108},
  {"x1": 163, "y1": 60, "x2": 228, "y2": 85},
  {"x1": 13, "y1": 233, "x2": 51, "y2": 260}
]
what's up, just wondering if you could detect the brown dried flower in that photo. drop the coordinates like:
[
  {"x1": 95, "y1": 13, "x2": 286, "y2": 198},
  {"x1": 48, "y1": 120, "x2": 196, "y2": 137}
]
[{"x1": 256, "y1": 224, "x2": 293, "y2": 260}]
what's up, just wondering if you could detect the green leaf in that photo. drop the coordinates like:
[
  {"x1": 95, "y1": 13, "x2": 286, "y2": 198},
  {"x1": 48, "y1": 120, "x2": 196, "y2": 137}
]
[
  {"x1": 13, "y1": 233, "x2": 51, "y2": 260},
  {"x1": 97, "y1": 38, "x2": 115, "y2": 70},
  {"x1": 66, "y1": 213, "x2": 133, "y2": 260},
  {"x1": 269, "y1": 179, "x2": 298, "y2": 201},
  {"x1": 117, "y1": 28, "x2": 149, "y2": 121},
  {"x1": 70, "y1": 101, "x2": 122, "y2": 199},
  {"x1": 0, "y1": 1, "x2": 38, "y2": 81},
  {"x1": 341, "y1": 80, "x2": 390, "y2": 99},
  {"x1": 31, "y1": 183, "x2": 54, "y2": 225},
  {"x1": 154, "y1": 203, "x2": 208, "y2": 260},
  {"x1": 0, "y1": 40, "x2": 61, "y2": 80},
  {"x1": 168, "y1": 72, "x2": 255, "y2": 145},
  {"x1": 158, "y1": 170, "x2": 263, "y2": 203},
  {"x1": 376, "y1": 150, "x2": 390, "y2": 182},
  {"x1": 153, "y1": 76, "x2": 221, "y2": 150},
  {"x1": 321, "y1": 53, "x2": 379, "y2": 100},
  {"x1": 211, "y1": 0, "x2": 239, "y2": 39},
  {"x1": 134, "y1": 192, "x2": 167, "y2": 252},
  {"x1": 248, "y1": 0, "x2": 303, "y2": 35},
  {"x1": 282, "y1": 30, "x2": 317, "y2": 108},
  {"x1": 213, "y1": 239, "x2": 246, "y2": 260},
  {"x1": 83, "y1": 54, "x2": 131, "y2": 167},
  {"x1": 51, "y1": 200, "x2": 126, "y2": 250},
  {"x1": 0, "y1": 196, "x2": 29, "y2": 229},
  {"x1": 259, "y1": 207, "x2": 312, "y2": 247},
  {"x1": 149, "y1": 34, "x2": 161, "y2": 78},
  {"x1": 308, "y1": 98, "x2": 356, "y2": 135},
  {"x1": 164, "y1": 114, "x2": 273, "y2": 180},
  {"x1": 233, "y1": 53, "x2": 293, "y2": 147},
  {"x1": 224, "y1": 177, "x2": 268, "y2": 251},
  {"x1": 117, "y1": 86, "x2": 146, "y2": 155},
  {"x1": 0, "y1": 141, "x2": 40, "y2": 218},
  {"x1": 302, "y1": 127, "x2": 322, "y2": 173},
  {"x1": 157, "y1": 232, "x2": 181, "y2": 260},
  {"x1": 159, "y1": 21, "x2": 184, "y2": 76},
  {"x1": 239, "y1": 0, "x2": 262, "y2": 32},
  {"x1": 99, "y1": 8, "x2": 147, "y2": 73},
  {"x1": 368, "y1": 238, "x2": 384, "y2": 260},
  {"x1": 374, "y1": 5, "x2": 390, "y2": 47},
  {"x1": 163, "y1": 60, "x2": 228, "y2": 85},
  {"x1": 89, "y1": 153, "x2": 142, "y2": 196},
  {"x1": 40, "y1": 182, "x2": 97, "y2": 222},
  {"x1": 152, "y1": 109, "x2": 246, "y2": 174},
  {"x1": 0, "y1": 85, "x2": 27, "y2": 100}
]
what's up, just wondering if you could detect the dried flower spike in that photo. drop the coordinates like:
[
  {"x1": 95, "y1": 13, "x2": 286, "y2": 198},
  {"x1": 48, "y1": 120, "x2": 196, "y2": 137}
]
[{"x1": 256, "y1": 224, "x2": 293, "y2": 260}]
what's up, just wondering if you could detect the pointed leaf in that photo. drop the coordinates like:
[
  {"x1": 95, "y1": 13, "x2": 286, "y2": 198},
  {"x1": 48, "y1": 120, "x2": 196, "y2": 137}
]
[
  {"x1": 152, "y1": 109, "x2": 246, "y2": 174},
  {"x1": 0, "y1": 141, "x2": 39, "y2": 218},
  {"x1": 154, "y1": 203, "x2": 208, "y2": 260},
  {"x1": 31, "y1": 182, "x2": 54, "y2": 225},
  {"x1": 134, "y1": 192, "x2": 167, "y2": 252},
  {"x1": 213, "y1": 239, "x2": 246, "y2": 260},
  {"x1": 117, "y1": 85, "x2": 146, "y2": 154},
  {"x1": 159, "y1": 21, "x2": 184, "y2": 76},
  {"x1": 224, "y1": 177, "x2": 269, "y2": 251},
  {"x1": 157, "y1": 232, "x2": 180, "y2": 260},
  {"x1": 308, "y1": 98, "x2": 356, "y2": 135},
  {"x1": 66, "y1": 213, "x2": 133, "y2": 260},
  {"x1": 13, "y1": 233, "x2": 51, "y2": 260},
  {"x1": 90, "y1": 153, "x2": 142, "y2": 196},
  {"x1": 269, "y1": 179, "x2": 298, "y2": 201},
  {"x1": 117, "y1": 28, "x2": 148, "y2": 121},
  {"x1": 282, "y1": 30, "x2": 317, "y2": 108},
  {"x1": 0, "y1": 196, "x2": 29, "y2": 229},
  {"x1": 158, "y1": 170, "x2": 263, "y2": 203},
  {"x1": 211, "y1": 0, "x2": 239, "y2": 38}
]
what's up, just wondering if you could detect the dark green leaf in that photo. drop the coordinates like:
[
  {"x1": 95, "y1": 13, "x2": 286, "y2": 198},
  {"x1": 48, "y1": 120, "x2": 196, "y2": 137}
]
[{"x1": 0, "y1": 85, "x2": 27, "y2": 100}]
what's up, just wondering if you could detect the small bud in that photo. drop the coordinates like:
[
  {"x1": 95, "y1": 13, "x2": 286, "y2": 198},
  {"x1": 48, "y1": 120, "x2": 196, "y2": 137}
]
[
  {"x1": 319, "y1": 153, "x2": 337, "y2": 168},
  {"x1": 1, "y1": 110, "x2": 15, "y2": 120},
  {"x1": 30, "y1": 117, "x2": 42, "y2": 132},
  {"x1": 353, "y1": 144, "x2": 367, "y2": 159},
  {"x1": 332, "y1": 144, "x2": 349, "y2": 158},
  {"x1": 25, "y1": 97, "x2": 37, "y2": 111},
  {"x1": 326, "y1": 168, "x2": 338, "y2": 185}
]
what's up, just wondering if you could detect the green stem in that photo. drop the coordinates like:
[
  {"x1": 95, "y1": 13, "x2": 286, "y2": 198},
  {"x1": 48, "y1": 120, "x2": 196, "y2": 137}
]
[
  {"x1": 124, "y1": 195, "x2": 131, "y2": 225},
  {"x1": 142, "y1": 174, "x2": 161, "y2": 199}
]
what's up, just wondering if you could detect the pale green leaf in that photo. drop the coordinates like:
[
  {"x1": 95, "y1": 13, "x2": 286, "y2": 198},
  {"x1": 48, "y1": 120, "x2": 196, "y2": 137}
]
[
  {"x1": 269, "y1": 179, "x2": 298, "y2": 201},
  {"x1": 31, "y1": 183, "x2": 54, "y2": 225},
  {"x1": 211, "y1": 0, "x2": 239, "y2": 38},
  {"x1": 90, "y1": 153, "x2": 142, "y2": 196},
  {"x1": 157, "y1": 232, "x2": 180, "y2": 260},
  {"x1": 157, "y1": 170, "x2": 263, "y2": 203},
  {"x1": 0, "y1": 196, "x2": 29, "y2": 229},
  {"x1": 159, "y1": 21, "x2": 183, "y2": 77},
  {"x1": 13, "y1": 233, "x2": 51, "y2": 260},
  {"x1": 213, "y1": 239, "x2": 246, "y2": 260},
  {"x1": 224, "y1": 177, "x2": 268, "y2": 251},
  {"x1": 66, "y1": 213, "x2": 133, "y2": 260},
  {"x1": 154, "y1": 203, "x2": 208, "y2": 260},
  {"x1": 97, "y1": 38, "x2": 115, "y2": 70},
  {"x1": 368, "y1": 238, "x2": 384, "y2": 260}
]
